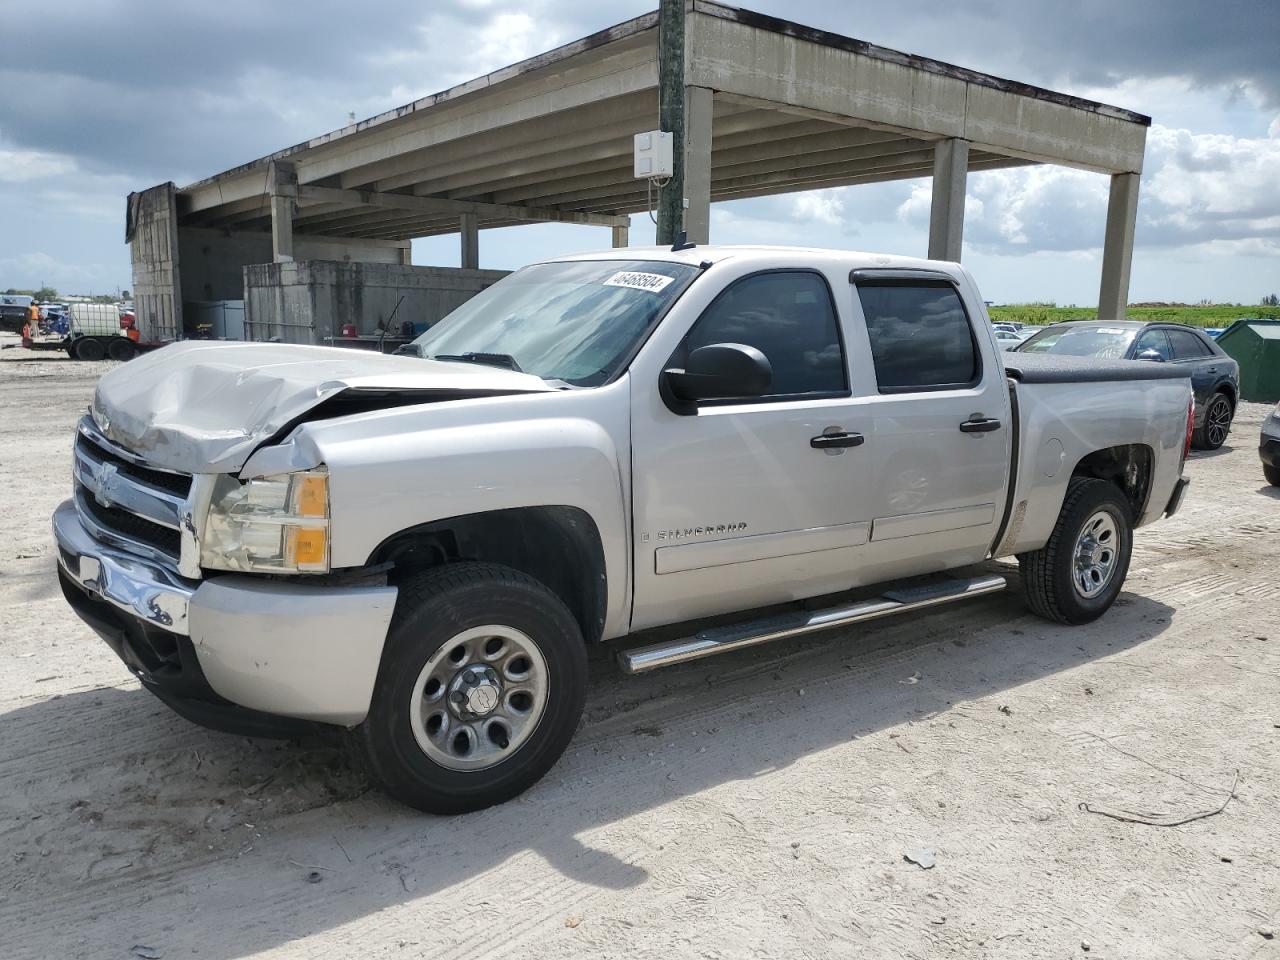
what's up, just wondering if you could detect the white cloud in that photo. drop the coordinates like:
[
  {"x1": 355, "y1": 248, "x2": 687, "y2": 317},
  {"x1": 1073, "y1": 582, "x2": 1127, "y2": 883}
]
[
  {"x1": 0, "y1": 147, "x2": 76, "y2": 182},
  {"x1": 1141, "y1": 125, "x2": 1280, "y2": 252},
  {"x1": 792, "y1": 189, "x2": 846, "y2": 225}
]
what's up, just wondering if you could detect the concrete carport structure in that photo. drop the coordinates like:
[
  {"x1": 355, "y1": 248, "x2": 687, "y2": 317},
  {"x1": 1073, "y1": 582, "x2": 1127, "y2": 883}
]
[{"x1": 132, "y1": 1, "x2": 1150, "y2": 343}]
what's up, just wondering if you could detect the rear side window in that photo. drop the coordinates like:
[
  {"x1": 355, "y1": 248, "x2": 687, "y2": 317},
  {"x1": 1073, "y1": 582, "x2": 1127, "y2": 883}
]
[
  {"x1": 856, "y1": 282, "x2": 978, "y2": 391},
  {"x1": 1166, "y1": 328, "x2": 1212, "y2": 360},
  {"x1": 683, "y1": 271, "x2": 846, "y2": 398}
]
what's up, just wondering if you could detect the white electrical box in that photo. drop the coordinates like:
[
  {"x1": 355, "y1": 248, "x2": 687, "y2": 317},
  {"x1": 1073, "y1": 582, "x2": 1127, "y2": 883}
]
[{"x1": 633, "y1": 130, "x2": 674, "y2": 179}]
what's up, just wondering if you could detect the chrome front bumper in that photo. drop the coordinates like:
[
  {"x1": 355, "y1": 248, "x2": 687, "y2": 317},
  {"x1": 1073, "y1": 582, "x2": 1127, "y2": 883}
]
[
  {"x1": 54, "y1": 498, "x2": 399, "y2": 726},
  {"x1": 54, "y1": 498, "x2": 195, "y2": 634}
]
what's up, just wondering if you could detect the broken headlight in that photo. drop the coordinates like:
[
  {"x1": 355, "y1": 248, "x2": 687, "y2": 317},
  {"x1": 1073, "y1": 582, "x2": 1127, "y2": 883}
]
[{"x1": 201, "y1": 469, "x2": 329, "y2": 573}]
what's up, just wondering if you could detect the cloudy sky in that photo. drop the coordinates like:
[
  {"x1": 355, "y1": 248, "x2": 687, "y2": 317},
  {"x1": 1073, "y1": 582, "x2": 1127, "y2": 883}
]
[{"x1": 1, "y1": 0, "x2": 1277, "y2": 305}]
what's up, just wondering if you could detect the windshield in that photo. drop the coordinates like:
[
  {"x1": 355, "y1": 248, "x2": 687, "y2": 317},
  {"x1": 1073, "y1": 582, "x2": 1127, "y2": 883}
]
[
  {"x1": 410, "y1": 259, "x2": 700, "y2": 386},
  {"x1": 1016, "y1": 325, "x2": 1137, "y2": 359}
]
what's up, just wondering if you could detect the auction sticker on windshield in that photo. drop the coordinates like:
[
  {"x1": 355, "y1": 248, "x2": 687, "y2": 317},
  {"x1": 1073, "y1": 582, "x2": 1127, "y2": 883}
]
[{"x1": 603, "y1": 271, "x2": 675, "y2": 293}]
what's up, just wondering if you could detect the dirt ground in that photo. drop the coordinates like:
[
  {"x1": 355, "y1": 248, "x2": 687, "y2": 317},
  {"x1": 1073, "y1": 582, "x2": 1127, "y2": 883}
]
[{"x1": 1, "y1": 335, "x2": 1277, "y2": 960}]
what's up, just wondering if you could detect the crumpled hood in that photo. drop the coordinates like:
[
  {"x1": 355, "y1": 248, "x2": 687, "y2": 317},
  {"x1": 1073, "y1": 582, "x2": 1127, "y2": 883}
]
[{"x1": 91, "y1": 341, "x2": 551, "y2": 473}]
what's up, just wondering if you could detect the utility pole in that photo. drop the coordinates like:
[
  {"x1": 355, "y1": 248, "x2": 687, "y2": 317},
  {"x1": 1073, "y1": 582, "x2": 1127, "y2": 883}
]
[{"x1": 655, "y1": 0, "x2": 685, "y2": 245}]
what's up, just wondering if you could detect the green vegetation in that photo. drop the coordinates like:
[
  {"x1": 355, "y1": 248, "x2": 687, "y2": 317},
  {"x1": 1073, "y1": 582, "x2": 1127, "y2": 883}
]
[{"x1": 990, "y1": 303, "x2": 1280, "y2": 328}]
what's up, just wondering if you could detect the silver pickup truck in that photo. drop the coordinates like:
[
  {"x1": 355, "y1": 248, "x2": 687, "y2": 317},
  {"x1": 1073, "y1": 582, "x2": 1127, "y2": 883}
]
[{"x1": 53, "y1": 246, "x2": 1193, "y2": 813}]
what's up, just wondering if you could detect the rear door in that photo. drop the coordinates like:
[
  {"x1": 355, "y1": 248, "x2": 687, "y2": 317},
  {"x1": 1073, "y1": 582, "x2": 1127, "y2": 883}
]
[
  {"x1": 844, "y1": 272, "x2": 1012, "y2": 576},
  {"x1": 1164, "y1": 326, "x2": 1219, "y2": 407}
]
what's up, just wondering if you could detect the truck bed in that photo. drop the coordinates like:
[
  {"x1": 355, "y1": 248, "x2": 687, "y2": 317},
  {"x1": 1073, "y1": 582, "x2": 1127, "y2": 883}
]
[{"x1": 1004, "y1": 352, "x2": 1191, "y2": 383}]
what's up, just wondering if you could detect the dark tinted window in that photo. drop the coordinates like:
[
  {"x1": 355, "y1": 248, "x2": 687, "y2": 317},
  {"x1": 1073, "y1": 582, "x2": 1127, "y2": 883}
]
[
  {"x1": 857, "y1": 282, "x2": 978, "y2": 391},
  {"x1": 1166, "y1": 328, "x2": 1212, "y2": 360},
  {"x1": 1132, "y1": 328, "x2": 1172, "y2": 360},
  {"x1": 684, "y1": 271, "x2": 846, "y2": 397}
]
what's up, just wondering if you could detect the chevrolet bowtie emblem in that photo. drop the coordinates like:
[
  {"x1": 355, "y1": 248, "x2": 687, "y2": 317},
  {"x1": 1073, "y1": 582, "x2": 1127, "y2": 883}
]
[{"x1": 94, "y1": 461, "x2": 119, "y2": 509}]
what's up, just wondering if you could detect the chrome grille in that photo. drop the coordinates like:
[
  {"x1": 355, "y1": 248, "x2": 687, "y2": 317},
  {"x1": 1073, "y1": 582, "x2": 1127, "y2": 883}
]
[{"x1": 72, "y1": 416, "x2": 206, "y2": 578}]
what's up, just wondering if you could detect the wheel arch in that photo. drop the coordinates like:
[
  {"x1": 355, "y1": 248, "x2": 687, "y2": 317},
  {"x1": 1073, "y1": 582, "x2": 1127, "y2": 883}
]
[
  {"x1": 1069, "y1": 443, "x2": 1153, "y2": 521},
  {"x1": 367, "y1": 505, "x2": 608, "y2": 644}
]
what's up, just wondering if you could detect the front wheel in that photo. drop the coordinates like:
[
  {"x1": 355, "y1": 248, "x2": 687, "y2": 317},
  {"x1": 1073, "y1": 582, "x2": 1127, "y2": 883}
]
[
  {"x1": 1265, "y1": 464, "x2": 1280, "y2": 487},
  {"x1": 356, "y1": 562, "x2": 587, "y2": 814},
  {"x1": 1018, "y1": 477, "x2": 1133, "y2": 625}
]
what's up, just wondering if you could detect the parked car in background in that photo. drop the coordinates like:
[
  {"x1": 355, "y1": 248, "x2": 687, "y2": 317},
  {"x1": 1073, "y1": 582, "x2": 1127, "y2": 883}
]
[
  {"x1": 994, "y1": 329, "x2": 1024, "y2": 351},
  {"x1": 0, "y1": 294, "x2": 34, "y2": 333},
  {"x1": 1262, "y1": 404, "x2": 1280, "y2": 486},
  {"x1": 1014, "y1": 321, "x2": 1239, "y2": 450}
]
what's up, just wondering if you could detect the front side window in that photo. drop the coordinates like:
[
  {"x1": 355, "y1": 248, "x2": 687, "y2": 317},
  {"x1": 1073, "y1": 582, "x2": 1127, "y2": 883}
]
[
  {"x1": 410, "y1": 259, "x2": 700, "y2": 386},
  {"x1": 857, "y1": 282, "x2": 978, "y2": 391},
  {"x1": 682, "y1": 271, "x2": 847, "y2": 398},
  {"x1": 1132, "y1": 328, "x2": 1173, "y2": 360}
]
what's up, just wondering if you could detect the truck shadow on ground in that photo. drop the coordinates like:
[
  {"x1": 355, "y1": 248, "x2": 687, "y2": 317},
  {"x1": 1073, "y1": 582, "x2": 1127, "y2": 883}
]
[{"x1": 1, "y1": 568, "x2": 1176, "y2": 958}]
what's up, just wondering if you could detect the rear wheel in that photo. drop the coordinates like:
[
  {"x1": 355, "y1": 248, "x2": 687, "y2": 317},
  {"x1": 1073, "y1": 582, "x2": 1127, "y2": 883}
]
[
  {"x1": 1193, "y1": 392, "x2": 1233, "y2": 450},
  {"x1": 356, "y1": 562, "x2": 587, "y2": 814},
  {"x1": 73, "y1": 337, "x2": 106, "y2": 361},
  {"x1": 107, "y1": 338, "x2": 136, "y2": 361},
  {"x1": 1018, "y1": 477, "x2": 1133, "y2": 625},
  {"x1": 1265, "y1": 464, "x2": 1280, "y2": 487}
]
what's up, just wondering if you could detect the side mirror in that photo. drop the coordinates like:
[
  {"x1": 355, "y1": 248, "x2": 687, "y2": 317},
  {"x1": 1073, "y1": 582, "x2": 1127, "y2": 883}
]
[
  {"x1": 662, "y1": 342, "x2": 772, "y2": 403},
  {"x1": 1135, "y1": 349, "x2": 1165, "y2": 362}
]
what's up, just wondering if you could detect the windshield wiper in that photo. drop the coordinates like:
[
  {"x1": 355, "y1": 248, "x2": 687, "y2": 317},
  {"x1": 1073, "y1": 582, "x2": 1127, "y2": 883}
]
[{"x1": 431, "y1": 351, "x2": 524, "y2": 373}]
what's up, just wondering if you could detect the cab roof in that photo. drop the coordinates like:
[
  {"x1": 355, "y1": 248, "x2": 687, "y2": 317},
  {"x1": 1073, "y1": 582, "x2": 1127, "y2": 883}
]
[{"x1": 542, "y1": 244, "x2": 967, "y2": 278}]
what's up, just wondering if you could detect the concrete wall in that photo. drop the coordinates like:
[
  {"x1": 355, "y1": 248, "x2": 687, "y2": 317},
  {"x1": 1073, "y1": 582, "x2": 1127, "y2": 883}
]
[
  {"x1": 242, "y1": 260, "x2": 508, "y2": 345},
  {"x1": 126, "y1": 183, "x2": 183, "y2": 343},
  {"x1": 178, "y1": 226, "x2": 410, "y2": 303}
]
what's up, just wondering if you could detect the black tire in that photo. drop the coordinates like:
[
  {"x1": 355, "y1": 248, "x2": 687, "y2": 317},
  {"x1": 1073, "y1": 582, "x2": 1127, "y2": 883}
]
[
  {"x1": 1018, "y1": 477, "x2": 1133, "y2": 625},
  {"x1": 356, "y1": 562, "x2": 587, "y2": 814},
  {"x1": 1265, "y1": 464, "x2": 1280, "y2": 487},
  {"x1": 107, "y1": 338, "x2": 136, "y2": 361},
  {"x1": 73, "y1": 337, "x2": 106, "y2": 361},
  {"x1": 1192, "y1": 391, "x2": 1232, "y2": 450}
]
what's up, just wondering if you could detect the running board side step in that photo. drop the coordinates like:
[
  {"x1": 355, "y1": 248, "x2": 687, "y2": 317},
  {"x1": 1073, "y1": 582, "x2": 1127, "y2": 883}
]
[{"x1": 618, "y1": 574, "x2": 1007, "y2": 674}]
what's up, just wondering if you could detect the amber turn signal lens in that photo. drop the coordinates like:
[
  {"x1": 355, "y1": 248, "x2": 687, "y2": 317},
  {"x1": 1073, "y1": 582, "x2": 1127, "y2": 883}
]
[
  {"x1": 295, "y1": 474, "x2": 328, "y2": 518},
  {"x1": 288, "y1": 527, "x2": 328, "y2": 567}
]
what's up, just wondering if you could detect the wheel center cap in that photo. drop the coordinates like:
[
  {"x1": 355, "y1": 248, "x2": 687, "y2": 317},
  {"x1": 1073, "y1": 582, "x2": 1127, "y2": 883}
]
[
  {"x1": 467, "y1": 682, "x2": 499, "y2": 715},
  {"x1": 450, "y1": 666, "x2": 502, "y2": 718}
]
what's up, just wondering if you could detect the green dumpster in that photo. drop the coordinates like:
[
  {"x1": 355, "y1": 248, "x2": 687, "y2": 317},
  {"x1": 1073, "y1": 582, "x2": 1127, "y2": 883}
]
[{"x1": 1217, "y1": 319, "x2": 1280, "y2": 403}]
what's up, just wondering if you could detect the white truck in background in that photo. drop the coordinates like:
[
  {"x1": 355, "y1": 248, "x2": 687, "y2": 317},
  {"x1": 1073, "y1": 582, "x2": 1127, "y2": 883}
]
[{"x1": 53, "y1": 246, "x2": 1194, "y2": 814}]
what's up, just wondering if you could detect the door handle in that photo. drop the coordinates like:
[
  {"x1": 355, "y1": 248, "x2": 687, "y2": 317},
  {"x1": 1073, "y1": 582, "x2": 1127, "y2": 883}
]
[
  {"x1": 810, "y1": 431, "x2": 864, "y2": 449},
  {"x1": 959, "y1": 417, "x2": 1001, "y2": 433}
]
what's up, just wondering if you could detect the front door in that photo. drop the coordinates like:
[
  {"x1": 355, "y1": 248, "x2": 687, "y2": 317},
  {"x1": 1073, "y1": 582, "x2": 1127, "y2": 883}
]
[{"x1": 629, "y1": 269, "x2": 874, "y2": 630}]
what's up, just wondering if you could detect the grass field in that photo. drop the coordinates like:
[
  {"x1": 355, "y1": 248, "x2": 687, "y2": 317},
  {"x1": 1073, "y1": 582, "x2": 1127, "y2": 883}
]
[{"x1": 988, "y1": 304, "x2": 1280, "y2": 328}]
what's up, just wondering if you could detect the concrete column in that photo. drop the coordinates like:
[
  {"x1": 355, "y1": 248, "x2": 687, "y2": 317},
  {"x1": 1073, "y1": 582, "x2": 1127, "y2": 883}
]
[
  {"x1": 612, "y1": 224, "x2": 630, "y2": 248},
  {"x1": 1098, "y1": 172, "x2": 1140, "y2": 321},
  {"x1": 928, "y1": 138, "x2": 969, "y2": 262},
  {"x1": 269, "y1": 161, "x2": 297, "y2": 263},
  {"x1": 683, "y1": 86, "x2": 713, "y2": 245},
  {"x1": 459, "y1": 212, "x2": 479, "y2": 269},
  {"x1": 270, "y1": 195, "x2": 294, "y2": 262}
]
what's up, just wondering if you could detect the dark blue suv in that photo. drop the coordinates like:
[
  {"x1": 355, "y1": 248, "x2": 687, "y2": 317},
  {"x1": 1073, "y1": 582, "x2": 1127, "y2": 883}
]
[{"x1": 1015, "y1": 321, "x2": 1240, "y2": 450}]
